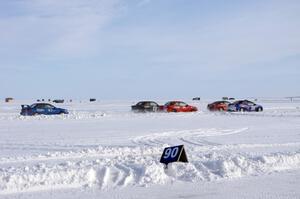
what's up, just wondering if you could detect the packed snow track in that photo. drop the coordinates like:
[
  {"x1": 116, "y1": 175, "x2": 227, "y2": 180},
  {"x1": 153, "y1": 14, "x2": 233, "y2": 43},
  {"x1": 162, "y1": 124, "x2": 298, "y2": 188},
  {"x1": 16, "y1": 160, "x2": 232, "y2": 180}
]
[{"x1": 0, "y1": 100, "x2": 300, "y2": 198}]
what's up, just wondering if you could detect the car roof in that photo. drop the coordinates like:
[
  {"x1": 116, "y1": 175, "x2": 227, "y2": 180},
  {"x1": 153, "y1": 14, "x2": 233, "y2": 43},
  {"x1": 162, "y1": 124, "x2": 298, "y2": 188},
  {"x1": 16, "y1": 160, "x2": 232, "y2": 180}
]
[
  {"x1": 138, "y1": 101, "x2": 158, "y2": 104},
  {"x1": 232, "y1": 100, "x2": 254, "y2": 104},
  {"x1": 31, "y1": 103, "x2": 53, "y2": 106},
  {"x1": 232, "y1": 100, "x2": 244, "y2": 103},
  {"x1": 214, "y1": 101, "x2": 229, "y2": 103},
  {"x1": 166, "y1": 101, "x2": 184, "y2": 103}
]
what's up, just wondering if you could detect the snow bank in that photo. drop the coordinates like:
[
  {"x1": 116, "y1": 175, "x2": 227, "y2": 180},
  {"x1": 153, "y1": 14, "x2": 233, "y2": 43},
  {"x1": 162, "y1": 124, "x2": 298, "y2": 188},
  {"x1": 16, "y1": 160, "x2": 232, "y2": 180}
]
[{"x1": 1, "y1": 146, "x2": 300, "y2": 194}]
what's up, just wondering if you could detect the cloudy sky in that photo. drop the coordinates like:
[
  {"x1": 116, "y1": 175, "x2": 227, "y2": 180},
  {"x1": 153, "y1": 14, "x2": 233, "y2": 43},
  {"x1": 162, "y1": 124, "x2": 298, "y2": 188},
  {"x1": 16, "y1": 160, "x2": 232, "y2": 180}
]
[{"x1": 0, "y1": 0, "x2": 299, "y2": 100}]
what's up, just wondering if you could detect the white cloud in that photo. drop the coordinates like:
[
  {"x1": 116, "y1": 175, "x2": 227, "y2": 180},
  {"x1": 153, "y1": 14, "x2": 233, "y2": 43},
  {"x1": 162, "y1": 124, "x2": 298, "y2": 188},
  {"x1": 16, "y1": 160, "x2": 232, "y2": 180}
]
[
  {"x1": 0, "y1": 0, "x2": 124, "y2": 58},
  {"x1": 99, "y1": 0, "x2": 300, "y2": 71}
]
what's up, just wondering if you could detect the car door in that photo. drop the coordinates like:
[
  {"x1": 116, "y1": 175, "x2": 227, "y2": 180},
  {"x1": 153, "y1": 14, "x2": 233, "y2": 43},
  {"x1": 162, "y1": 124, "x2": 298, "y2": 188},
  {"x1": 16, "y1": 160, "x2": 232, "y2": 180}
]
[
  {"x1": 173, "y1": 102, "x2": 182, "y2": 111},
  {"x1": 178, "y1": 102, "x2": 188, "y2": 112},
  {"x1": 247, "y1": 101, "x2": 255, "y2": 111},
  {"x1": 150, "y1": 102, "x2": 157, "y2": 111},
  {"x1": 143, "y1": 102, "x2": 151, "y2": 111},
  {"x1": 35, "y1": 104, "x2": 47, "y2": 114},
  {"x1": 167, "y1": 102, "x2": 178, "y2": 112},
  {"x1": 44, "y1": 104, "x2": 57, "y2": 114}
]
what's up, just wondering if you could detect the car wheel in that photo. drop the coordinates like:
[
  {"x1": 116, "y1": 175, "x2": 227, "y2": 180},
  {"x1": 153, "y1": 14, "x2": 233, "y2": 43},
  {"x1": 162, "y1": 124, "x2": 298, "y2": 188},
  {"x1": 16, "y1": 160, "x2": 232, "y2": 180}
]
[
  {"x1": 173, "y1": 109, "x2": 177, "y2": 112},
  {"x1": 240, "y1": 108, "x2": 245, "y2": 112},
  {"x1": 256, "y1": 107, "x2": 263, "y2": 112}
]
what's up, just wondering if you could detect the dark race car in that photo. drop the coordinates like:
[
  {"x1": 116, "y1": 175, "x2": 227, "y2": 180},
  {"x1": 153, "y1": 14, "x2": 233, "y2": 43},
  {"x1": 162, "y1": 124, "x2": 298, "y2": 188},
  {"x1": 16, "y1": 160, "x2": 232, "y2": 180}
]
[
  {"x1": 163, "y1": 101, "x2": 198, "y2": 112},
  {"x1": 207, "y1": 101, "x2": 230, "y2": 111},
  {"x1": 131, "y1": 101, "x2": 163, "y2": 113},
  {"x1": 20, "y1": 103, "x2": 69, "y2": 116},
  {"x1": 228, "y1": 100, "x2": 263, "y2": 112},
  {"x1": 52, "y1": 99, "x2": 64, "y2": 103}
]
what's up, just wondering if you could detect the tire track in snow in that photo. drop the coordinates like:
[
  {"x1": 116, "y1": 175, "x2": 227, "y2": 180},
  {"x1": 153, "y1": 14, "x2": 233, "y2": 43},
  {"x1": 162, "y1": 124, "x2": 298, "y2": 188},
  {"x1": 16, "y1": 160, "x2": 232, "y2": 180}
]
[
  {"x1": 0, "y1": 128, "x2": 246, "y2": 165},
  {"x1": 131, "y1": 128, "x2": 248, "y2": 147}
]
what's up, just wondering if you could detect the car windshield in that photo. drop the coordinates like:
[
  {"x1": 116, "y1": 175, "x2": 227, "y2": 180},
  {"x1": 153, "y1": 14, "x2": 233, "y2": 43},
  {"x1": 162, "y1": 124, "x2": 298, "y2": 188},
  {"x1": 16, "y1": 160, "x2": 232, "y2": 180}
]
[
  {"x1": 150, "y1": 102, "x2": 158, "y2": 106},
  {"x1": 165, "y1": 102, "x2": 171, "y2": 106}
]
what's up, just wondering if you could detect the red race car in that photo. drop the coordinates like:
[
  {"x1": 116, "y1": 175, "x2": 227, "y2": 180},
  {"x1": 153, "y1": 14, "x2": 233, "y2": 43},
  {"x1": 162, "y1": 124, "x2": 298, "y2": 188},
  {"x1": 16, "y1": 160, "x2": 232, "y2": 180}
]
[
  {"x1": 163, "y1": 101, "x2": 198, "y2": 112},
  {"x1": 207, "y1": 101, "x2": 230, "y2": 111}
]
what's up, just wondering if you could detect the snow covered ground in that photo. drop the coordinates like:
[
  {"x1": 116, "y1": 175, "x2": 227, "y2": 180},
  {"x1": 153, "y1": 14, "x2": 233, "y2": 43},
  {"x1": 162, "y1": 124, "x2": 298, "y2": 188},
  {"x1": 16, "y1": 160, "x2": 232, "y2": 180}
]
[{"x1": 0, "y1": 99, "x2": 300, "y2": 198}]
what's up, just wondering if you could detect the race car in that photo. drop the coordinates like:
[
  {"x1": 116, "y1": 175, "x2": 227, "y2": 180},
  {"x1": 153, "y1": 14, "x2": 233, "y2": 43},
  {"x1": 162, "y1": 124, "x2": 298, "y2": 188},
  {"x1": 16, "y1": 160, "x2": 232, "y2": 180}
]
[
  {"x1": 207, "y1": 101, "x2": 230, "y2": 111},
  {"x1": 163, "y1": 101, "x2": 198, "y2": 112},
  {"x1": 228, "y1": 100, "x2": 263, "y2": 112},
  {"x1": 131, "y1": 101, "x2": 163, "y2": 112},
  {"x1": 20, "y1": 103, "x2": 69, "y2": 116}
]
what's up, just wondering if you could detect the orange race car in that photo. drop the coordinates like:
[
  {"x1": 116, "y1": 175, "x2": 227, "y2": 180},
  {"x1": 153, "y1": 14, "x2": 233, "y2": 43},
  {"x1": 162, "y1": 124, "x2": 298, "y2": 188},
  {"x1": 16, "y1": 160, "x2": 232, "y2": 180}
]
[
  {"x1": 163, "y1": 101, "x2": 198, "y2": 112},
  {"x1": 207, "y1": 101, "x2": 230, "y2": 111}
]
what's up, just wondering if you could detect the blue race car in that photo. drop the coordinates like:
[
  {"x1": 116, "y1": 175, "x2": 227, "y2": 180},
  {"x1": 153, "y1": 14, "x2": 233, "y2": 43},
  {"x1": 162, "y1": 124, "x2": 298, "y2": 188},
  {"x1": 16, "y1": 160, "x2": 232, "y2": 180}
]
[
  {"x1": 228, "y1": 100, "x2": 263, "y2": 112},
  {"x1": 20, "y1": 103, "x2": 69, "y2": 116}
]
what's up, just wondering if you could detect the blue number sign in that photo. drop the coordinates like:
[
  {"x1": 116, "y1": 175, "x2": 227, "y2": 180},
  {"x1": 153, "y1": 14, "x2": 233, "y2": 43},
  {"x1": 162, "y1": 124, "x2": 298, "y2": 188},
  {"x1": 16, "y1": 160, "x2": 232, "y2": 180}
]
[{"x1": 160, "y1": 145, "x2": 188, "y2": 166}]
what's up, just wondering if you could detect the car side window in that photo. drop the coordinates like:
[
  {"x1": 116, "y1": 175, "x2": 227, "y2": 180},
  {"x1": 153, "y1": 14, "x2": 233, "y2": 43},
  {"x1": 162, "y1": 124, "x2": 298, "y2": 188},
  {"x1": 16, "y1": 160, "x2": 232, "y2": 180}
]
[
  {"x1": 44, "y1": 104, "x2": 54, "y2": 109},
  {"x1": 179, "y1": 102, "x2": 187, "y2": 106},
  {"x1": 150, "y1": 102, "x2": 157, "y2": 106},
  {"x1": 247, "y1": 102, "x2": 255, "y2": 106},
  {"x1": 36, "y1": 104, "x2": 45, "y2": 109}
]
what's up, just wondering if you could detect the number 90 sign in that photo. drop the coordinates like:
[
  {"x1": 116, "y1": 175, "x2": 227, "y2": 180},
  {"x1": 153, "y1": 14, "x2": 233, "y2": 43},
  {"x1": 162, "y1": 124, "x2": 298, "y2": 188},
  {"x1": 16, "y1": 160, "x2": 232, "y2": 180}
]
[{"x1": 160, "y1": 145, "x2": 188, "y2": 166}]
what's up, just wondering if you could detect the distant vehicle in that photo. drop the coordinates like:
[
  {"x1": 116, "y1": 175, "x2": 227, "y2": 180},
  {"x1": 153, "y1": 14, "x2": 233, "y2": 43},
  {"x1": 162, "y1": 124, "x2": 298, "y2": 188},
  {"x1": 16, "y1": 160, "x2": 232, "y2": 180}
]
[
  {"x1": 20, "y1": 103, "x2": 69, "y2": 116},
  {"x1": 192, "y1": 97, "x2": 201, "y2": 101},
  {"x1": 53, "y1": 99, "x2": 64, "y2": 103},
  {"x1": 163, "y1": 101, "x2": 198, "y2": 112},
  {"x1": 222, "y1": 97, "x2": 235, "y2": 101},
  {"x1": 228, "y1": 100, "x2": 263, "y2": 112},
  {"x1": 5, "y1": 97, "x2": 14, "y2": 103},
  {"x1": 90, "y1": 98, "x2": 96, "y2": 102},
  {"x1": 207, "y1": 101, "x2": 230, "y2": 111},
  {"x1": 131, "y1": 101, "x2": 162, "y2": 112}
]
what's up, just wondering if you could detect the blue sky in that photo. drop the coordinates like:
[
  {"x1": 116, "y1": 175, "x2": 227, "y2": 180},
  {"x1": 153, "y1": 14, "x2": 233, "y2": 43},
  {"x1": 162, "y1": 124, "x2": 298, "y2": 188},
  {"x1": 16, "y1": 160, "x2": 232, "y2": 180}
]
[{"x1": 0, "y1": 0, "x2": 299, "y2": 100}]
